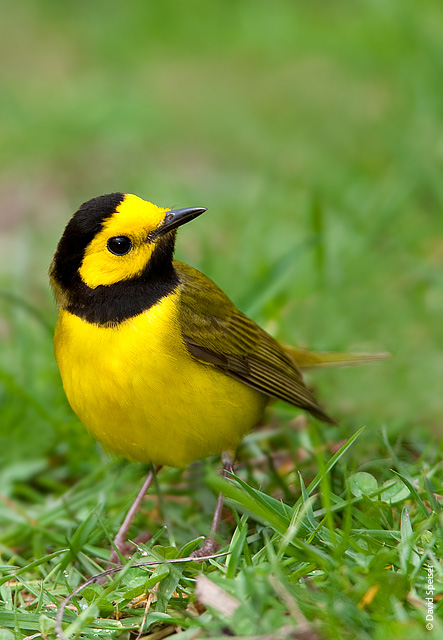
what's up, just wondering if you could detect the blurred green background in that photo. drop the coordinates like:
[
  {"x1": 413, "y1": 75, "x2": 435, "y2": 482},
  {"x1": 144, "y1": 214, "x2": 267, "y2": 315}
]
[
  {"x1": 1, "y1": 0, "x2": 442, "y2": 489},
  {"x1": 1, "y1": 2, "x2": 443, "y2": 637}
]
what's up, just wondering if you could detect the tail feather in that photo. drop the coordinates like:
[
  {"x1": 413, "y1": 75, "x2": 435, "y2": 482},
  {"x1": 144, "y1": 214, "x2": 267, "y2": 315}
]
[{"x1": 285, "y1": 346, "x2": 391, "y2": 370}]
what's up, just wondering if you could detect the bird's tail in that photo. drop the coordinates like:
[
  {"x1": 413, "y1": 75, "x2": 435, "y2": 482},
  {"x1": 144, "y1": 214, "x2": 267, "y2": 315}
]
[{"x1": 285, "y1": 346, "x2": 391, "y2": 370}]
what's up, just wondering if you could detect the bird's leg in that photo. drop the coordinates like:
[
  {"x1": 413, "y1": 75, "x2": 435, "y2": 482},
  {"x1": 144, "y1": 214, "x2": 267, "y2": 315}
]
[
  {"x1": 109, "y1": 465, "x2": 161, "y2": 565},
  {"x1": 192, "y1": 451, "x2": 233, "y2": 557}
]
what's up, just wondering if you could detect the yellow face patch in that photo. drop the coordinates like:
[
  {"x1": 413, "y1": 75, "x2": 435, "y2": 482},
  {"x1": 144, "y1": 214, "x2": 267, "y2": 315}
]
[{"x1": 79, "y1": 194, "x2": 168, "y2": 288}]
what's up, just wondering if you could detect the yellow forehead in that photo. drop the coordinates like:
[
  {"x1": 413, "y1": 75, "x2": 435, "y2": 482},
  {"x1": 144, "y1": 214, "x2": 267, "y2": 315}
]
[
  {"x1": 78, "y1": 194, "x2": 169, "y2": 289},
  {"x1": 102, "y1": 194, "x2": 168, "y2": 238}
]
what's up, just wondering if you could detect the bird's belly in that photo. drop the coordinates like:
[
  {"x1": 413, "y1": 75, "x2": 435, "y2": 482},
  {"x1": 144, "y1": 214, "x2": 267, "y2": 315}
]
[{"x1": 54, "y1": 296, "x2": 267, "y2": 467}]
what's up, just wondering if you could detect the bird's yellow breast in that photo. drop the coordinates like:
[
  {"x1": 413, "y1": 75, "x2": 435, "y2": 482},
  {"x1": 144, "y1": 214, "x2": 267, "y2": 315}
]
[{"x1": 54, "y1": 292, "x2": 267, "y2": 467}]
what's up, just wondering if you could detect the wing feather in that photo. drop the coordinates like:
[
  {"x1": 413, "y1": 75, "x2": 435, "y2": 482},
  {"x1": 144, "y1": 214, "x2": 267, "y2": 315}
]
[{"x1": 175, "y1": 261, "x2": 334, "y2": 424}]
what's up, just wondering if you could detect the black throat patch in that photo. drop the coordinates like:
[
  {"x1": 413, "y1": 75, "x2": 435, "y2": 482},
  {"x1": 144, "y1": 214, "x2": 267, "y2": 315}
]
[{"x1": 67, "y1": 272, "x2": 179, "y2": 326}]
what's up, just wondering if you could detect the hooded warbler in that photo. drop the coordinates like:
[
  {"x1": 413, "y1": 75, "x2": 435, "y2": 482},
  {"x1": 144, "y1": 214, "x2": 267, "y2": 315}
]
[
  {"x1": 50, "y1": 193, "x2": 386, "y2": 469},
  {"x1": 50, "y1": 193, "x2": 390, "y2": 557}
]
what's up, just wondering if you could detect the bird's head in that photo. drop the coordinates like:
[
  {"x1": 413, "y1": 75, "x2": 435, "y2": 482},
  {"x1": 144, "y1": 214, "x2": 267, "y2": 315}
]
[{"x1": 49, "y1": 193, "x2": 206, "y2": 303}]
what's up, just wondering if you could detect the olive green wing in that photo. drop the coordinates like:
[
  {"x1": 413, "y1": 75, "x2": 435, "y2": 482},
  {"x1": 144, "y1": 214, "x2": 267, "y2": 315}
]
[{"x1": 175, "y1": 261, "x2": 334, "y2": 424}]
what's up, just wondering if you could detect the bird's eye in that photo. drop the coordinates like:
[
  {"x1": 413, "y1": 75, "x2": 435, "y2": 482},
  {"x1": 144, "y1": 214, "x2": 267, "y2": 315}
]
[{"x1": 107, "y1": 236, "x2": 132, "y2": 256}]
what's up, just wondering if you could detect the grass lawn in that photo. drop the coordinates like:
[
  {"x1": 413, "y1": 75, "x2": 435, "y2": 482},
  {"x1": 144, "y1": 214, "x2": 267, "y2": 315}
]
[{"x1": 1, "y1": 1, "x2": 442, "y2": 638}]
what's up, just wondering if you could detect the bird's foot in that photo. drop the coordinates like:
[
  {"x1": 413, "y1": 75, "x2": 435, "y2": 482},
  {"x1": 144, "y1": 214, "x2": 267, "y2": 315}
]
[
  {"x1": 109, "y1": 531, "x2": 152, "y2": 565},
  {"x1": 190, "y1": 536, "x2": 220, "y2": 558}
]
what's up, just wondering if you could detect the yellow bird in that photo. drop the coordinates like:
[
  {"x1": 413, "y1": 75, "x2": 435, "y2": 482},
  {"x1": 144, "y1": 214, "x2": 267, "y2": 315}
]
[{"x1": 49, "y1": 193, "x2": 386, "y2": 555}]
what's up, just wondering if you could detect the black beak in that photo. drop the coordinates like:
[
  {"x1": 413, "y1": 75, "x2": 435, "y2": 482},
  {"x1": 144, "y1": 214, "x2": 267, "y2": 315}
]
[{"x1": 152, "y1": 206, "x2": 207, "y2": 239}]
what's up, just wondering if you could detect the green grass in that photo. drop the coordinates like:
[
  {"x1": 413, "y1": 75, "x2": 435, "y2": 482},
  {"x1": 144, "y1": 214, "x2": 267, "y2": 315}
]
[{"x1": 1, "y1": 0, "x2": 443, "y2": 638}]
